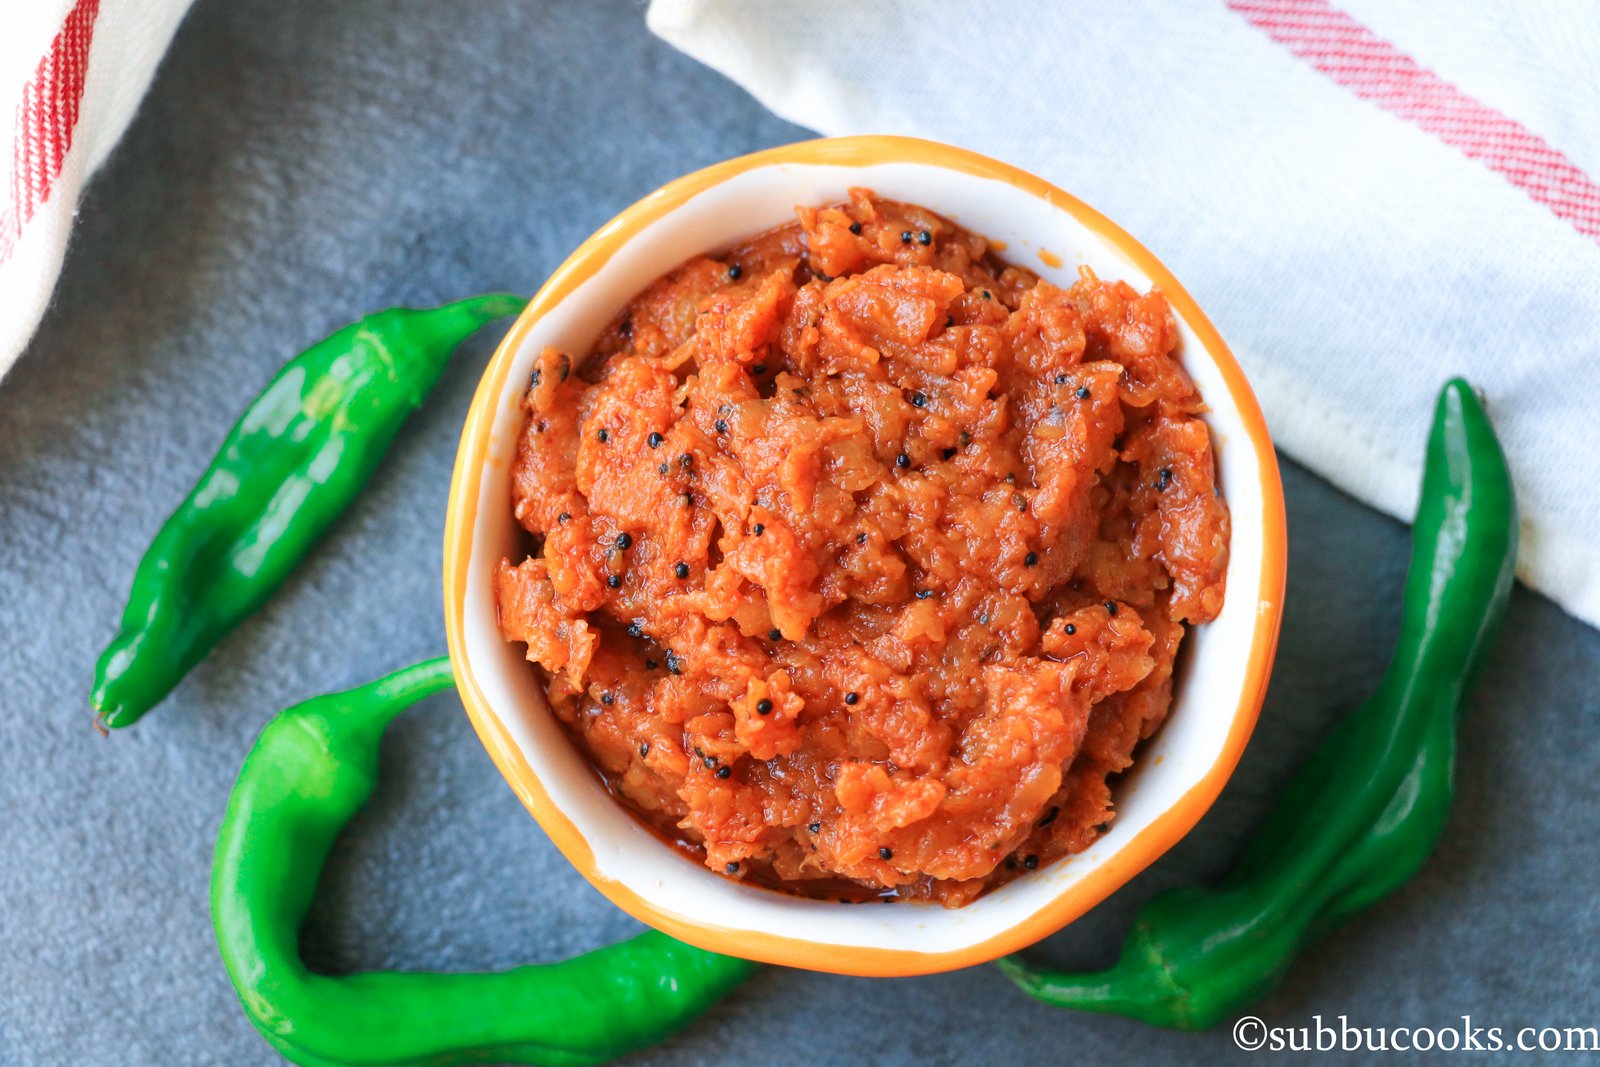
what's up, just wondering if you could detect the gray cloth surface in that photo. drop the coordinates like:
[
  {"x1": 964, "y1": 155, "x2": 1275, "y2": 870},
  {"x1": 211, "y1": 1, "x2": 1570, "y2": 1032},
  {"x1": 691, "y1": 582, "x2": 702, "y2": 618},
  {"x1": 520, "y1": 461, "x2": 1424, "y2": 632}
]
[{"x1": 0, "y1": 1, "x2": 1595, "y2": 1064}]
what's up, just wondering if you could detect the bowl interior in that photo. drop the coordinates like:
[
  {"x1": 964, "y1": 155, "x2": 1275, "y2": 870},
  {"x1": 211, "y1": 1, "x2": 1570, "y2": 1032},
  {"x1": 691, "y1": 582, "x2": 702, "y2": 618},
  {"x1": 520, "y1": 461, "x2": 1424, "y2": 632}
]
[{"x1": 447, "y1": 143, "x2": 1280, "y2": 975}]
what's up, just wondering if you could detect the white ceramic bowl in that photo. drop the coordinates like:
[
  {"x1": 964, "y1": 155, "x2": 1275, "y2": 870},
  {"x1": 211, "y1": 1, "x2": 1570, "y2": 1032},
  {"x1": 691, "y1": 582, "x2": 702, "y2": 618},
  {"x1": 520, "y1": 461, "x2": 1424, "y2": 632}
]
[{"x1": 444, "y1": 136, "x2": 1285, "y2": 977}]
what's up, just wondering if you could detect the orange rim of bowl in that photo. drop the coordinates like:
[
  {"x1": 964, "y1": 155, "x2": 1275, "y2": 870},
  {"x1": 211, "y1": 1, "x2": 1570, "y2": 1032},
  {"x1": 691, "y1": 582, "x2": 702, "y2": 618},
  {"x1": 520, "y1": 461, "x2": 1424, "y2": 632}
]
[{"x1": 443, "y1": 135, "x2": 1287, "y2": 978}]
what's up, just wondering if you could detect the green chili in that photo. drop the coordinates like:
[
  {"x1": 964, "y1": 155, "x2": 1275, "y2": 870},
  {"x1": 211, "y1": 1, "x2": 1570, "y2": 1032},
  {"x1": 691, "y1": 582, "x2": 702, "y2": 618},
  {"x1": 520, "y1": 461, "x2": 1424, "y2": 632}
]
[
  {"x1": 998, "y1": 378, "x2": 1517, "y2": 1030},
  {"x1": 212, "y1": 657, "x2": 757, "y2": 1067},
  {"x1": 91, "y1": 295, "x2": 524, "y2": 729}
]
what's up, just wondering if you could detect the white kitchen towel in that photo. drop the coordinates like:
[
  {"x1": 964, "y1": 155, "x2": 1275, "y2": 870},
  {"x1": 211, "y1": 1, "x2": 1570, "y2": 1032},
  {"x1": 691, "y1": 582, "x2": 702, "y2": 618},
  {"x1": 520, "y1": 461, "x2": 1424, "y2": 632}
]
[
  {"x1": 649, "y1": 0, "x2": 1600, "y2": 630},
  {"x1": 0, "y1": 0, "x2": 192, "y2": 370}
]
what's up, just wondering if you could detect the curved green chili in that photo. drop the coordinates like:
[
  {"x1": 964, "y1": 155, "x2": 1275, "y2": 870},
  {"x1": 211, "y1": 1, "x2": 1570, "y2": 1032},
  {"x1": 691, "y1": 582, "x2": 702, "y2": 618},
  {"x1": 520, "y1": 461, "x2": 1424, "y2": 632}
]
[
  {"x1": 998, "y1": 378, "x2": 1517, "y2": 1030},
  {"x1": 212, "y1": 657, "x2": 758, "y2": 1067},
  {"x1": 92, "y1": 295, "x2": 524, "y2": 729}
]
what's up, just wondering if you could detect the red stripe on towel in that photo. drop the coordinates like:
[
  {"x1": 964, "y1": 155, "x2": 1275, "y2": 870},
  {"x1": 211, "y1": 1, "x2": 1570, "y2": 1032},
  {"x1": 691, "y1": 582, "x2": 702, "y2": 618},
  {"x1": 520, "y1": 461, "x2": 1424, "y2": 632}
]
[
  {"x1": 1229, "y1": 0, "x2": 1600, "y2": 244},
  {"x1": 0, "y1": 0, "x2": 102, "y2": 264}
]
